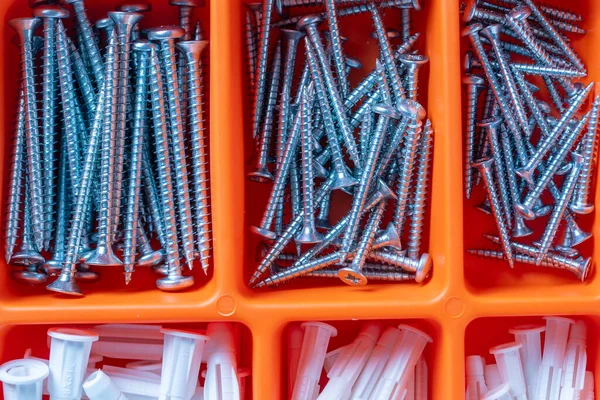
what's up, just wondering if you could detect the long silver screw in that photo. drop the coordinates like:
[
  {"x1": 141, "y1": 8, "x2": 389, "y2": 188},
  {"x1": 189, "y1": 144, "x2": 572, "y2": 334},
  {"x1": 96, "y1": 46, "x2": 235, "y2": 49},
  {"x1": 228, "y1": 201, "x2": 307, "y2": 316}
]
[
  {"x1": 535, "y1": 153, "x2": 583, "y2": 265},
  {"x1": 367, "y1": 251, "x2": 431, "y2": 283},
  {"x1": 145, "y1": 41, "x2": 194, "y2": 291},
  {"x1": 462, "y1": 74, "x2": 486, "y2": 199},
  {"x1": 121, "y1": 40, "x2": 151, "y2": 284},
  {"x1": 244, "y1": 7, "x2": 258, "y2": 92},
  {"x1": 399, "y1": 54, "x2": 429, "y2": 102},
  {"x1": 117, "y1": 1, "x2": 151, "y2": 41},
  {"x1": 472, "y1": 157, "x2": 515, "y2": 268},
  {"x1": 9, "y1": 17, "x2": 45, "y2": 252},
  {"x1": 177, "y1": 39, "x2": 212, "y2": 274},
  {"x1": 47, "y1": 78, "x2": 108, "y2": 296},
  {"x1": 324, "y1": 0, "x2": 349, "y2": 99},
  {"x1": 148, "y1": 26, "x2": 197, "y2": 268},
  {"x1": 61, "y1": 0, "x2": 104, "y2": 87},
  {"x1": 340, "y1": 104, "x2": 400, "y2": 262},
  {"x1": 571, "y1": 92, "x2": 600, "y2": 214},
  {"x1": 407, "y1": 120, "x2": 433, "y2": 260}
]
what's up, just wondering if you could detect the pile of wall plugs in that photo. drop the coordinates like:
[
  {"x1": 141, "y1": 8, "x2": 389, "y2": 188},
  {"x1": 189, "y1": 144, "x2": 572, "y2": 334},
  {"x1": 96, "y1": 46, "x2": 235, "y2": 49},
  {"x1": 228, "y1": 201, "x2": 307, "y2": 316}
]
[
  {"x1": 288, "y1": 321, "x2": 431, "y2": 399},
  {"x1": 466, "y1": 316, "x2": 593, "y2": 400},
  {"x1": 0, "y1": 323, "x2": 248, "y2": 400}
]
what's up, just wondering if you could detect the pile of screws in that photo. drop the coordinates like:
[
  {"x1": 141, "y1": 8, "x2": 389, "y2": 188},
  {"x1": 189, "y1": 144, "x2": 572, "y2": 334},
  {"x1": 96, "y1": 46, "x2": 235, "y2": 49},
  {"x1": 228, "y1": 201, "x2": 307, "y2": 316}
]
[
  {"x1": 245, "y1": 0, "x2": 434, "y2": 288},
  {"x1": 462, "y1": 0, "x2": 596, "y2": 281},
  {"x1": 5, "y1": 0, "x2": 210, "y2": 296}
]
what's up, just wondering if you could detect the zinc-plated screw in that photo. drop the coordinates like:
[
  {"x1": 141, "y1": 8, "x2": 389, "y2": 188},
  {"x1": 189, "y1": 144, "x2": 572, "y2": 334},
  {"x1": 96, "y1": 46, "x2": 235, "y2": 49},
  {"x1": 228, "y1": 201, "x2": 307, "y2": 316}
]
[
  {"x1": 193, "y1": 19, "x2": 203, "y2": 40},
  {"x1": 142, "y1": 133, "x2": 166, "y2": 245},
  {"x1": 121, "y1": 40, "x2": 151, "y2": 284},
  {"x1": 117, "y1": 1, "x2": 151, "y2": 41},
  {"x1": 359, "y1": 106, "x2": 374, "y2": 166},
  {"x1": 511, "y1": 66, "x2": 551, "y2": 140},
  {"x1": 463, "y1": 23, "x2": 529, "y2": 168},
  {"x1": 5, "y1": 84, "x2": 26, "y2": 263},
  {"x1": 462, "y1": 74, "x2": 486, "y2": 199},
  {"x1": 275, "y1": 29, "x2": 305, "y2": 169},
  {"x1": 472, "y1": 157, "x2": 515, "y2": 268},
  {"x1": 542, "y1": 75, "x2": 565, "y2": 112},
  {"x1": 521, "y1": 0, "x2": 585, "y2": 71},
  {"x1": 516, "y1": 83, "x2": 592, "y2": 184},
  {"x1": 148, "y1": 26, "x2": 197, "y2": 268},
  {"x1": 510, "y1": 63, "x2": 586, "y2": 79},
  {"x1": 481, "y1": 24, "x2": 530, "y2": 138},
  {"x1": 407, "y1": 120, "x2": 433, "y2": 260},
  {"x1": 571, "y1": 92, "x2": 600, "y2": 214},
  {"x1": 299, "y1": 16, "x2": 361, "y2": 167},
  {"x1": 61, "y1": 0, "x2": 105, "y2": 87},
  {"x1": 177, "y1": 39, "x2": 212, "y2": 274},
  {"x1": 368, "y1": 3, "x2": 406, "y2": 103},
  {"x1": 135, "y1": 224, "x2": 165, "y2": 268},
  {"x1": 83, "y1": 31, "x2": 122, "y2": 268},
  {"x1": 33, "y1": 5, "x2": 69, "y2": 250},
  {"x1": 9, "y1": 17, "x2": 45, "y2": 252},
  {"x1": 324, "y1": 0, "x2": 350, "y2": 99},
  {"x1": 145, "y1": 41, "x2": 194, "y2": 291},
  {"x1": 535, "y1": 153, "x2": 583, "y2": 265},
  {"x1": 399, "y1": 53, "x2": 429, "y2": 102},
  {"x1": 11, "y1": 177, "x2": 45, "y2": 269},
  {"x1": 67, "y1": 36, "x2": 96, "y2": 118},
  {"x1": 467, "y1": 249, "x2": 590, "y2": 282},
  {"x1": 95, "y1": 17, "x2": 114, "y2": 46},
  {"x1": 305, "y1": 269, "x2": 416, "y2": 282},
  {"x1": 340, "y1": 104, "x2": 400, "y2": 262},
  {"x1": 315, "y1": 190, "x2": 333, "y2": 230},
  {"x1": 295, "y1": 84, "x2": 323, "y2": 244},
  {"x1": 244, "y1": 6, "x2": 258, "y2": 93},
  {"x1": 248, "y1": 39, "x2": 282, "y2": 181},
  {"x1": 367, "y1": 250, "x2": 431, "y2": 283},
  {"x1": 304, "y1": 38, "x2": 357, "y2": 190},
  {"x1": 249, "y1": 175, "x2": 335, "y2": 285},
  {"x1": 255, "y1": 251, "x2": 344, "y2": 288},
  {"x1": 390, "y1": 100, "x2": 425, "y2": 236},
  {"x1": 169, "y1": 0, "x2": 203, "y2": 40},
  {"x1": 516, "y1": 111, "x2": 589, "y2": 220},
  {"x1": 495, "y1": 0, "x2": 582, "y2": 23},
  {"x1": 47, "y1": 76, "x2": 108, "y2": 296},
  {"x1": 479, "y1": 117, "x2": 513, "y2": 229},
  {"x1": 339, "y1": 201, "x2": 386, "y2": 286}
]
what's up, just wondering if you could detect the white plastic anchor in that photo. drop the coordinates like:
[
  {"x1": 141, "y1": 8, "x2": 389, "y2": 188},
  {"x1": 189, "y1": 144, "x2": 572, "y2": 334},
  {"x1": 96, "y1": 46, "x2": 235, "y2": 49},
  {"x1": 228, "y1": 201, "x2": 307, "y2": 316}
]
[
  {"x1": 125, "y1": 361, "x2": 163, "y2": 374},
  {"x1": 318, "y1": 322, "x2": 382, "y2": 400},
  {"x1": 482, "y1": 384, "x2": 511, "y2": 400},
  {"x1": 466, "y1": 355, "x2": 488, "y2": 400},
  {"x1": 47, "y1": 327, "x2": 99, "y2": 400},
  {"x1": 204, "y1": 322, "x2": 241, "y2": 400},
  {"x1": 404, "y1": 368, "x2": 415, "y2": 400},
  {"x1": 535, "y1": 316, "x2": 574, "y2": 400},
  {"x1": 288, "y1": 324, "x2": 305, "y2": 397},
  {"x1": 370, "y1": 325, "x2": 432, "y2": 399},
  {"x1": 159, "y1": 329, "x2": 209, "y2": 400},
  {"x1": 579, "y1": 371, "x2": 594, "y2": 400},
  {"x1": 0, "y1": 358, "x2": 49, "y2": 400},
  {"x1": 489, "y1": 342, "x2": 527, "y2": 400},
  {"x1": 414, "y1": 357, "x2": 427, "y2": 400},
  {"x1": 559, "y1": 320, "x2": 587, "y2": 400},
  {"x1": 351, "y1": 326, "x2": 401, "y2": 400},
  {"x1": 484, "y1": 364, "x2": 511, "y2": 400},
  {"x1": 323, "y1": 346, "x2": 348, "y2": 375},
  {"x1": 510, "y1": 324, "x2": 545, "y2": 399},
  {"x1": 291, "y1": 322, "x2": 338, "y2": 400},
  {"x1": 83, "y1": 370, "x2": 130, "y2": 400}
]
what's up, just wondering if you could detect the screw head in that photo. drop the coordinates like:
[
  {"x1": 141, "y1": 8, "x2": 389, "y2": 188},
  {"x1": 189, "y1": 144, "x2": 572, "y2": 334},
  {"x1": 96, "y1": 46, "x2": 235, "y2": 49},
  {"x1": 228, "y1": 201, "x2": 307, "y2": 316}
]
[
  {"x1": 464, "y1": 51, "x2": 475, "y2": 72},
  {"x1": 29, "y1": 0, "x2": 56, "y2": 7},
  {"x1": 570, "y1": 202, "x2": 594, "y2": 215},
  {"x1": 372, "y1": 103, "x2": 401, "y2": 120},
  {"x1": 477, "y1": 116, "x2": 502, "y2": 130},
  {"x1": 12, "y1": 268, "x2": 48, "y2": 285},
  {"x1": 579, "y1": 257, "x2": 592, "y2": 282},
  {"x1": 42, "y1": 259, "x2": 64, "y2": 276},
  {"x1": 295, "y1": 226, "x2": 324, "y2": 244},
  {"x1": 471, "y1": 157, "x2": 493, "y2": 171},
  {"x1": 133, "y1": 39, "x2": 154, "y2": 52},
  {"x1": 117, "y1": 0, "x2": 152, "y2": 12},
  {"x1": 250, "y1": 225, "x2": 277, "y2": 240},
  {"x1": 537, "y1": 100, "x2": 551, "y2": 114},
  {"x1": 146, "y1": 25, "x2": 186, "y2": 40},
  {"x1": 281, "y1": 29, "x2": 305, "y2": 42},
  {"x1": 136, "y1": 249, "x2": 166, "y2": 268},
  {"x1": 8, "y1": 18, "x2": 43, "y2": 42},
  {"x1": 169, "y1": 0, "x2": 205, "y2": 7},
  {"x1": 156, "y1": 274, "x2": 194, "y2": 291},
  {"x1": 59, "y1": 0, "x2": 82, "y2": 4},
  {"x1": 75, "y1": 266, "x2": 101, "y2": 283},
  {"x1": 515, "y1": 203, "x2": 536, "y2": 220},
  {"x1": 46, "y1": 274, "x2": 83, "y2": 296},
  {"x1": 534, "y1": 203, "x2": 553, "y2": 217},
  {"x1": 462, "y1": 0, "x2": 479, "y2": 23},
  {"x1": 32, "y1": 5, "x2": 70, "y2": 19},
  {"x1": 176, "y1": 40, "x2": 209, "y2": 61},
  {"x1": 108, "y1": 11, "x2": 144, "y2": 32},
  {"x1": 398, "y1": 99, "x2": 426, "y2": 121},
  {"x1": 509, "y1": 5, "x2": 532, "y2": 21},
  {"x1": 345, "y1": 57, "x2": 362, "y2": 71},
  {"x1": 10, "y1": 250, "x2": 45, "y2": 266},
  {"x1": 84, "y1": 246, "x2": 123, "y2": 267},
  {"x1": 415, "y1": 253, "x2": 432, "y2": 283},
  {"x1": 338, "y1": 268, "x2": 368, "y2": 286},
  {"x1": 297, "y1": 14, "x2": 323, "y2": 32},
  {"x1": 461, "y1": 22, "x2": 483, "y2": 38},
  {"x1": 512, "y1": 218, "x2": 533, "y2": 238},
  {"x1": 462, "y1": 74, "x2": 486, "y2": 87},
  {"x1": 247, "y1": 166, "x2": 274, "y2": 182},
  {"x1": 399, "y1": 53, "x2": 429, "y2": 67},
  {"x1": 481, "y1": 24, "x2": 501, "y2": 42},
  {"x1": 411, "y1": 0, "x2": 422, "y2": 11},
  {"x1": 96, "y1": 17, "x2": 114, "y2": 31}
]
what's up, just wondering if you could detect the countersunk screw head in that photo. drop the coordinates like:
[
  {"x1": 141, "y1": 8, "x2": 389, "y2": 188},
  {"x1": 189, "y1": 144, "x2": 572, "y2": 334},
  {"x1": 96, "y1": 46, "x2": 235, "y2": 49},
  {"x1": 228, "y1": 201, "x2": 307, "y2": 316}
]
[
  {"x1": 117, "y1": 0, "x2": 152, "y2": 12},
  {"x1": 461, "y1": 22, "x2": 483, "y2": 37},
  {"x1": 176, "y1": 39, "x2": 209, "y2": 58},
  {"x1": 146, "y1": 25, "x2": 185, "y2": 40},
  {"x1": 281, "y1": 28, "x2": 305, "y2": 41},
  {"x1": 346, "y1": 56, "x2": 362, "y2": 70},
  {"x1": 462, "y1": 74, "x2": 486, "y2": 87},
  {"x1": 8, "y1": 18, "x2": 42, "y2": 42},
  {"x1": 108, "y1": 10, "x2": 144, "y2": 30},
  {"x1": 477, "y1": 116, "x2": 502, "y2": 130},
  {"x1": 296, "y1": 14, "x2": 324, "y2": 31},
  {"x1": 156, "y1": 274, "x2": 195, "y2": 291},
  {"x1": 398, "y1": 53, "x2": 429, "y2": 67},
  {"x1": 509, "y1": 5, "x2": 532, "y2": 21},
  {"x1": 411, "y1": 0, "x2": 422, "y2": 11},
  {"x1": 169, "y1": 0, "x2": 205, "y2": 6},
  {"x1": 337, "y1": 268, "x2": 368, "y2": 286},
  {"x1": 32, "y1": 4, "x2": 69, "y2": 18}
]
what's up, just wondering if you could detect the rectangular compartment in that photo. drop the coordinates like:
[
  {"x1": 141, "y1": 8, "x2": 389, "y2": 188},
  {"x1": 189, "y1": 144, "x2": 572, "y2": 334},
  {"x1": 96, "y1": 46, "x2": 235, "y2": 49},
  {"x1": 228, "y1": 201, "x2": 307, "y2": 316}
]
[
  {"x1": 0, "y1": 322, "x2": 253, "y2": 400},
  {"x1": 233, "y1": 0, "x2": 463, "y2": 306},
  {"x1": 460, "y1": 0, "x2": 600, "y2": 303},
  {"x1": 465, "y1": 315, "x2": 600, "y2": 398},
  {"x1": 0, "y1": 0, "x2": 214, "y2": 307}
]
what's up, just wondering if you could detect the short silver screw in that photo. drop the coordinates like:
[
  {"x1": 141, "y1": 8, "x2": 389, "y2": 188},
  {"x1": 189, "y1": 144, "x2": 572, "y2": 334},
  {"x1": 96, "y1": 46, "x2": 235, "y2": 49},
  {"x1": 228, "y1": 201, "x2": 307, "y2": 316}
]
[
  {"x1": 399, "y1": 53, "x2": 429, "y2": 102},
  {"x1": 169, "y1": 0, "x2": 204, "y2": 40},
  {"x1": 367, "y1": 250, "x2": 431, "y2": 283}
]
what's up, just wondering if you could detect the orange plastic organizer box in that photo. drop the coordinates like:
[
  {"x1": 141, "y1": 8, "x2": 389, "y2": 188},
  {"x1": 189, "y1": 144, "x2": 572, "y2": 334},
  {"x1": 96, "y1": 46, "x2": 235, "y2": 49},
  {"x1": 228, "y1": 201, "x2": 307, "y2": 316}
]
[{"x1": 0, "y1": 0, "x2": 599, "y2": 399}]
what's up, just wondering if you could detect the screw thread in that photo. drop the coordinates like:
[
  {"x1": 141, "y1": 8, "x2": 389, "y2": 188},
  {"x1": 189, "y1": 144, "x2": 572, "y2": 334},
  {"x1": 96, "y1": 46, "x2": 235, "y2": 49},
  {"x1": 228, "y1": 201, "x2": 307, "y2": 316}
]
[
  {"x1": 573, "y1": 93, "x2": 600, "y2": 209},
  {"x1": 350, "y1": 89, "x2": 381, "y2": 129},
  {"x1": 368, "y1": 250, "x2": 418, "y2": 272},
  {"x1": 407, "y1": 120, "x2": 433, "y2": 260},
  {"x1": 298, "y1": 85, "x2": 319, "y2": 231},
  {"x1": 349, "y1": 201, "x2": 386, "y2": 273},
  {"x1": 142, "y1": 142, "x2": 166, "y2": 244},
  {"x1": 325, "y1": 0, "x2": 350, "y2": 99},
  {"x1": 244, "y1": 11, "x2": 258, "y2": 91},
  {"x1": 70, "y1": 1, "x2": 104, "y2": 87},
  {"x1": 464, "y1": 84, "x2": 482, "y2": 199},
  {"x1": 148, "y1": 48, "x2": 184, "y2": 279},
  {"x1": 486, "y1": 123, "x2": 514, "y2": 228},
  {"x1": 261, "y1": 251, "x2": 342, "y2": 287},
  {"x1": 178, "y1": 6, "x2": 193, "y2": 40},
  {"x1": 305, "y1": 268, "x2": 415, "y2": 282},
  {"x1": 359, "y1": 109, "x2": 373, "y2": 166},
  {"x1": 52, "y1": 138, "x2": 70, "y2": 262}
]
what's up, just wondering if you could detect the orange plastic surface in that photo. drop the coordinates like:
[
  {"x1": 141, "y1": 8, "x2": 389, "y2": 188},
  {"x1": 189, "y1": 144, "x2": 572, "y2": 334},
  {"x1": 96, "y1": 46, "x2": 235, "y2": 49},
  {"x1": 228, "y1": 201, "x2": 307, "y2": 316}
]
[{"x1": 0, "y1": 0, "x2": 598, "y2": 398}]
